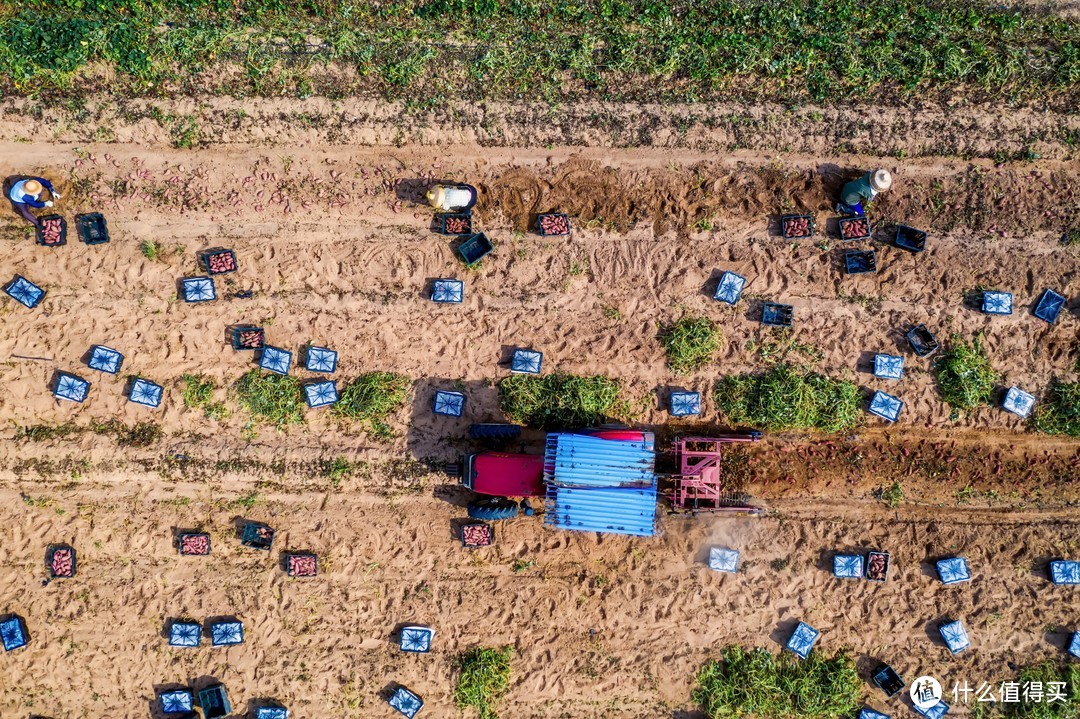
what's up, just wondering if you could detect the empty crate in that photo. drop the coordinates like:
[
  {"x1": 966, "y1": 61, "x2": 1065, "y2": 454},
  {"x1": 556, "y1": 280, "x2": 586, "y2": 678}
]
[
  {"x1": 713, "y1": 271, "x2": 746, "y2": 305},
  {"x1": 128, "y1": 378, "x2": 163, "y2": 407},
  {"x1": 4, "y1": 275, "x2": 45, "y2": 308}
]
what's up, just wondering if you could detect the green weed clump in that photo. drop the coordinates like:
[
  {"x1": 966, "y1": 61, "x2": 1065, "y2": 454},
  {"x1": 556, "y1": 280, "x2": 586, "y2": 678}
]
[
  {"x1": 662, "y1": 316, "x2": 725, "y2": 374},
  {"x1": 454, "y1": 646, "x2": 513, "y2": 719},
  {"x1": 934, "y1": 334, "x2": 1000, "y2": 411},
  {"x1": 499, "y1": 373, "x2": 623, "y2": 429},
  {"x1": 716, "y1": 364, "x2": 862, "y2": 433},
  {"x1": 234, "y1": 369, "x2": 304, "y2": 428},
  {"x1": 332, "y1": 372, "x2": 411, "y2": 438},
  {"x1": 694, "y1": 645, "x2": 860, "y2": 719},
  {"x1": 181, "y1": 374, "x2": 229, "y2": 420},
  {"x1": 1029, "y1": 380, "x2": 1080, "y2": 437}
]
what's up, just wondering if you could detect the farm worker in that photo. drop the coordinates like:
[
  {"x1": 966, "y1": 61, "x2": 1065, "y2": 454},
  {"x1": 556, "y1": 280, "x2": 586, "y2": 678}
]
[
  {"x1": 836, "y1": 169, "x2": 891, "y2": 216},
  {"x1": 427, "y1": 183, "x2": 477, "y2": 212},
  {"x1": 7, "y1": 177, "x2": 61, "y2": 227}
]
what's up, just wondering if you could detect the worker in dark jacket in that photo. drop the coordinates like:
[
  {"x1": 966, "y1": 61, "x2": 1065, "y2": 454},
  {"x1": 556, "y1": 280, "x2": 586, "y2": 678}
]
[
  {"x1": 836, "y1": 169, "x2": 891, "y2": 215},
  {"x1": 6, "y1": 177, "x2": 61, "y2": 227}
]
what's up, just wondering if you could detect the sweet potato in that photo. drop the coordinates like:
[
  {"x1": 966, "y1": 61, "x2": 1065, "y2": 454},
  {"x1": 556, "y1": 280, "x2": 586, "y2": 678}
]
[
  {"x1": 444, "y1": 216, "x2": 471, "y2": 234},
  {"x1": 539, "y1": 214, "x2": 570, "y2": 235},
  {"x1": 181, "y1": 534, "x2": 210, "y2": 555},
  {"x1": 288, "y1": 554, "x2": 318, "y2": 576},
  {"x1": 462, "y1": 524, "x2": 493, "y2": 547},
  {"x1": 50, "y1": 548, "x2": 74, "y2": 577}
]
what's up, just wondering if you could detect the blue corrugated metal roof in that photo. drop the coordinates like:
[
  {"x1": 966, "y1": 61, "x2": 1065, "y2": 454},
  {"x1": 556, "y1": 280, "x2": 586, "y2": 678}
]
[
  {"x1": 543, "y1": 433, "x2": 655, "y2": 488},
  {"x1": 544, "y1": 485, "x2": 657, "y2": 537}
]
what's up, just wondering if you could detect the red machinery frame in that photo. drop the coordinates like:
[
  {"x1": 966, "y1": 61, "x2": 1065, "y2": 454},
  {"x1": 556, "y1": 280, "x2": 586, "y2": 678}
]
[{"x1": 667, "y1": 432, "x2": 763, "y2": 515}]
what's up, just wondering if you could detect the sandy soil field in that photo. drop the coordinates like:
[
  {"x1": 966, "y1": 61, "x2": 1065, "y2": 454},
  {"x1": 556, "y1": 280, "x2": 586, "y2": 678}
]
[{"x1": 0, "y1": 99, "x2": 1077, "y2": 718}]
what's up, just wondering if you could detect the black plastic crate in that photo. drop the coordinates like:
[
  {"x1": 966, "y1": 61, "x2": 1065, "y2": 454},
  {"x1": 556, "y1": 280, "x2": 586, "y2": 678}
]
[
  {"x1": 872, "y1": 664, "x2": 905, "y2": 697},
  {"x1": 46, "y1": 544, "x2": 76, "y2": 579},
  {"x1": 894, "y1": 224, "x2": 926, "y2": 253},
  {"x1": 36, "y1": 215, "x2": 66, "y2": 247},
  {"x1": 461, "y1": 522, "x2": 495, "y2": 548},
  {"x1": 780, "y1": 214, "x2": 813, "y2": 239},
  {"x1": 761, "y1": 302, "x2": 794, "y2": 327},
  {"x1": 457, "y1": 233, "x2": 493, "y2": 265},
  {"x1": 844, "y1": 249, "x2": 877, "y2": 274},
  {"x1": 202, "y1": 249, "x2": 238, "y2": 275},
  {"x1": 178, "y1": 532, "x2": 211, "y2": 556},
  {"x1": 240, "y1": 523, "x2": 275, "y2": 550},
  {"x1": 231, "y1": 326, "x2": 265, "y2": 350},
  {"x1": 75, "y1": 213, "x2": 109, "y2": 245},
  {"x1": 439, "y1": 213, "x2": 473, "y2": 236},
  {"x1": 906, "y1": 325, "x2": 939, "y2": 357},
  {"x1": 286, "y1": 553, "x2": 318, "y2": 577},
  {"x1": 838, "y1": 215, "x2": 872, "y2": 241},
  {"x1": 537, "y1": 213, "x2": 571, "y2": 237}
]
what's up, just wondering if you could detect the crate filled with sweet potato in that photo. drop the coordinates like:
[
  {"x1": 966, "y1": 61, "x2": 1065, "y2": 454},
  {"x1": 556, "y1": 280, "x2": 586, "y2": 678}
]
[
  {"x1": 839, "y1": 216, "x2": 872, "y2": 240},
  {"x1": 287, "y1": 554, "x2": 318, "y2": 577},
  {"x1": 781, "y1": 214, "x2": 813, "y2": 239},
  {"x1": 537, "y1": 213, "x2": 571, "y2": 236},
  {"x1": 48, "y1": 545, "x2": 76, "y2": 578},
  {"x1": 180, "y1": 533, "x2": 211, "y2": 556},
  {"x1": 461, "y1": 522, "x2": 494, "y2": 548}
]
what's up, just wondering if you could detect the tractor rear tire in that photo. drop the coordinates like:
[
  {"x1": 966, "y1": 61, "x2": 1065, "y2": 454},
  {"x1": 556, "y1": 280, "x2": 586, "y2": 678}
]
[
  {"x1": 468, "y1": 423, "x2": 522, "y2": 440},
  {"x1": 467, "y1": 498, "x2": 519, "y2": 520}
]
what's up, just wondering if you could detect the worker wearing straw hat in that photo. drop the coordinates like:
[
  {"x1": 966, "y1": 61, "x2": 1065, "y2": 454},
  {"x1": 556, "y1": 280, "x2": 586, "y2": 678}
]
[
  {"x1": 6, "y1": 176, "x2": 61, "y2": 227},
  {"x1": 426, "y1": 183, "x2": 477, "y2": 212},
  {"x1": 836, "y1": 169, "x2": 891, "y2": 216}
]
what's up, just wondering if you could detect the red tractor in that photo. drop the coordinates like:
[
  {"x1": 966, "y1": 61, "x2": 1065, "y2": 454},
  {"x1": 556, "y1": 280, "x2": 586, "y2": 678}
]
[
  {"x1": 460, "y1": 425, "x2": 652, "y2": 521},
  {"x1": 458, "y1": 425, "x2": 763, "y2": 524}
]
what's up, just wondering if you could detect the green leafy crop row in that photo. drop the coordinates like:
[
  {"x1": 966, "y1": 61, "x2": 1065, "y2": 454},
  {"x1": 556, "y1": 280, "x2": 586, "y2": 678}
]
[{"x1": 2, "y1": 0, "x2": 1076, "y2": 104}]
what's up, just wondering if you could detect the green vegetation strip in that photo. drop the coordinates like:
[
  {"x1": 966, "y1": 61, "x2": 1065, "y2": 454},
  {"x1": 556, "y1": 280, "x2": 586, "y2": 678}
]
[
  {"x1": 1030, "y1": 380, "x2": 1080, "y2": 437},
  {"x1": 2, "y1": 1, "x2": 1077, "y2": 103},
  {"x1": 694, "y1": 645, "x2": 860, "y2": 719},
  {"x1": 332, "y1": 371, "x2": 411, "y2": 438},
  {"x1": 934, "y1": 334, "x2": 1000, "y2": 412},
  {"x1": 499, "y1": 372, "x2": 623, "y2": 429},
  {"x1": 662, "y1": 316, "x2": 724, "y2": 375},
  {"x1": 454, "y1": 646, "x2": 512, "y2": 719},
  {"x1": 234, "y1": 369, "x2": 304, "y2": 428},
  {"x1": 716, "y1": 364, "x2": 862, "y2": 433}
]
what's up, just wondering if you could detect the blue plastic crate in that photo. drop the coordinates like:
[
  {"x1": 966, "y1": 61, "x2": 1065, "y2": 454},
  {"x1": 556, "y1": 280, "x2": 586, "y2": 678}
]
[
  {"x1": 762, "y1": 302, "x2": 794, "y2": 327},
  {"x1": 872, "y1": 664, "x2": 904, "y2": 697},
  {"x1": 4, "y1": 275, "x2": 45, "y2": 308},
  {"x1": 305, "y1": 346, "x2": 338, "y2": 373},
  {"x1": 1002, "y1": 387, "x2": 1036, "y2": 419},
  {"x1": 937, "y1": 557, "x2": 971, "y2": 585},
  {"x1": 431, "y1": 279, "x2": 464, "y2": 304},
  {"x1": 433, "y1": 390, "x2": 465, "y2": 417},
  {"x1": 786, "y1": 621, "x2": 819, "y2": 659},
  {"x1": 259, "y1": 346, "x2": 293, "y2": 375},
  {"x1": 868, "y1": 391, "x2": 903, "y2": 422},
  {"x1": 982, "y1": 291, "x2": 1013, "y2": 315},
  {"x1": 1068, "y1": 631, "x2": 1080, "y2": 659},
  {"x1": 860, "y1": 709, "x2": 892, "y2": 719},
  {"x1": 1050, "y1": 560, "x2": 1080, "y2": 585},
  {"x1": 399, "y1": 626, "x2": 434, "y2": 653},
  {"x1": 914, "y1": 699, "x2": 949, "y2": 719},
  {"x1": 210, "y1": 621, "x2": 244, "y2": 647},
  {"x1": 304, "y1": 380, "x2": 338, "y2": 408},
  {"x1": 88, "y1": 345, "x2": 123, "y2": 374},
  {"x1": 939, "y1": 620, "x2": 970, "y2": 654},
  {"x1": 160, "y1": 689, "x2": 194, "y2": 714},
  {"x1": 54, "y1": 372, "x2": 90, "y2": 403},
  {"x1": 198, "y1": 684, "x2": 232, "y2": 719},
  {"x1": 0, "y1": 615, "x2": 27, "y2": 651},
  {"x1": 255, "y1": 707, "x2": 288, "y2": 719},
  {"x1": 129, "y1": 378, "x2": 163, "y2": 408},
  {"x1": 833, "y1": 554, "x2": 864, "y2": 579},
  {"x1": 169, "y1": 621, "x2": 201, "y2": 647},
  {"x1": 670, "y1": 391, "x2": 701, "y2": 417},
  {"x1": 181, "y1": 276, "x2": 216, "y2": 303},
  {"x1": 708, "y1": 547, "x2": 739, "y2": 573},
  {"x1": 388, "y1": 686, "x2": 424, "y2": 718},
  {"x1": 1033, "y1": 289, "x2": 1066, "y2": 323},
  {"x1": 874, "y1": 354, "x2": 904, "y2": 380},
  {"x1": 714, "y1": 271, "x2": 747, "y2": 305},
  {"x1": 511, "y1": 349, "x2": 543, "y2": 374}
]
